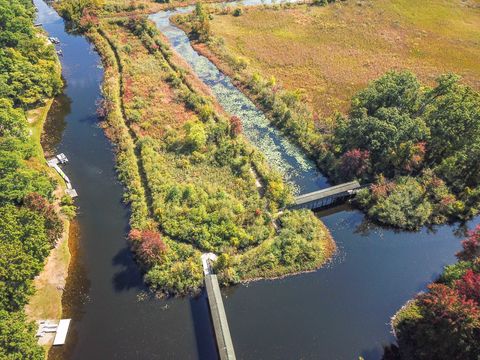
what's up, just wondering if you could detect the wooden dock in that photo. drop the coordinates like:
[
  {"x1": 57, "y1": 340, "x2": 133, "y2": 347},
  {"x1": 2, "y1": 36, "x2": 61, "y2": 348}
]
[
  {"x1": 205, "y1": 274, "x2": 236, "y2": 360},
  {"x1": 47, "y1": 155, "x2": 78, "y2": 198},
  {"x1": 292, "y1": 181, "x2": 361, "y2": 210}
]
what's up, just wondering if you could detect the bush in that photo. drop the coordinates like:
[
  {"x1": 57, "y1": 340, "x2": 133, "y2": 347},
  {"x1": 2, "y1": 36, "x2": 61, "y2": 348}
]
[
  {"x1": 0, "y1": 310, "x2": 44, "y2": 360},
  {"x1": 358, "y1": 177, "x2": 432, "y2": 230},
  {"x1": 395, "y1": 284, "x2": 480, "y2": 360}
]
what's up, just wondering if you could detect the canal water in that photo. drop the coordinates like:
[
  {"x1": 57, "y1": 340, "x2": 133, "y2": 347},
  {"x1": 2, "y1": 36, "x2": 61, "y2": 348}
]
[{"x1": 35, "y1": 0, "x2": 478, "y2": 359}]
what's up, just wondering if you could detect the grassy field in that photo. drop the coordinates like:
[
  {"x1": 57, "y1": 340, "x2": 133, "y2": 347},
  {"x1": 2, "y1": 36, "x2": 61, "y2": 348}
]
[{"x1": 207, "y1": 0, "x2": 480, "y2": 116}]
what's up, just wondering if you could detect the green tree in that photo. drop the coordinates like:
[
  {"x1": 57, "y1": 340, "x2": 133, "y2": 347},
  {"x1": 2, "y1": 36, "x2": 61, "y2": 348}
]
[
  {"x1": 0, "y1": 99, "x2": 27, "y2": 140},
  {"x1": 0, "y1": 310, "x2": 44, "y2": 360}
]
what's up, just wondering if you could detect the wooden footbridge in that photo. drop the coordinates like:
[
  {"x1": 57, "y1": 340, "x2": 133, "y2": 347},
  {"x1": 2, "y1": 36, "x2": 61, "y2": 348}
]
[
  {"x1": 291, "y1": 180, "x2": 362, "y2": 210},
  {"x1": 202, "y1": 254, "x2": 236, "y2": 360},
  {"x1": 199, "y1": 181, "x2": 364, "y2": 359}
]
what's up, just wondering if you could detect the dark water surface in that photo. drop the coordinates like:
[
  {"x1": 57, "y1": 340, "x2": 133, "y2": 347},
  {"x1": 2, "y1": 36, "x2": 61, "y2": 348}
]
[
  {"x1": 35, "y1": 1, "x2": 478, "y2": 359},
  {"x1": 36, "y1": 2, "x2": 216, "y2": 359}
]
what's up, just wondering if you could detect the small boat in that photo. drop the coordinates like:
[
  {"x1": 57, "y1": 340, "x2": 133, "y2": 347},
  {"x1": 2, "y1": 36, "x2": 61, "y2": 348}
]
[
  {"x1": 56, "y1": 153, "x2": 68, "y2": 164},
  {"x1": 48, "y1": 37, "x2": 60, "y2": 44}
]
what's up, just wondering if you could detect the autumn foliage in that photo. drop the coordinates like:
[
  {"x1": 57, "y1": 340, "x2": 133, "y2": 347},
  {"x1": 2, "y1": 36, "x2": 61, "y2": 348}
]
[
  {"x1": 24, "y1": 192, "x2": 63, "y2": 243},
  {"x1": 338, "y1": 148, "x2": 370, "y2": 179},
  {"x1": 457, "y1": 225, "x2": 480, "y2": 261},
  {"x1": 229, "y1": 115, "x2": 242, "y2": 137},
  {"x1": 128, "y1": 229, "x2": 168, "y2": 267},
  {"x1": 394, "y1": 227, "x2": 480, "y2": 359}
]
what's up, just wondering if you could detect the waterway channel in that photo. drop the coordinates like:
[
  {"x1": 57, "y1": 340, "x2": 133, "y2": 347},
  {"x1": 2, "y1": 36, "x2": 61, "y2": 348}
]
[{"x1": 36, "y1": 0, "x2": 479, "y2": 359}]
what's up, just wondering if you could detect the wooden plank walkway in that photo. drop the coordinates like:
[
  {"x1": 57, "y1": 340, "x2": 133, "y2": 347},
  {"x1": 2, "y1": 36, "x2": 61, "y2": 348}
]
[
  {"x1": 205, "y1": 274, "x2": 236, "y2": 360},
  {"x1": 47, "y1": 156, "x2": 78, "y2": 198},
  {"x1": 292, "y1": 180, "x2": 361, "y2": 210}
]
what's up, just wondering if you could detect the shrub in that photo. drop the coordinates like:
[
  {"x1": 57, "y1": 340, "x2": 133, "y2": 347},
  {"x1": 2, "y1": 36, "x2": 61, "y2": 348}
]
[
  {"x1": 232, "y1": 8, "x2": 243, "y2": 16},
  {"x1": 129, "y1": 229, "x2": 167, "y2": 267},
  {"x1": 229, "y1": 115, "x2": 242, "y2": 137},
  {"x1": 457, "y1": 225, "x2": 480, "y2": 261},
  {"x1": 395, "y1": 284, "x2": 480, "y2": 360}
]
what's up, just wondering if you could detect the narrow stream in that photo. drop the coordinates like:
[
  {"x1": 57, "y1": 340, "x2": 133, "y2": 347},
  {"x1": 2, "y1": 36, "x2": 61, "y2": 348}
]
[
  {"x1": 150, "y1": 3, "x2": 328, "y2": 194},
  {"x1": 36, "y1": 1, "x2": 479, "y2": 359}
]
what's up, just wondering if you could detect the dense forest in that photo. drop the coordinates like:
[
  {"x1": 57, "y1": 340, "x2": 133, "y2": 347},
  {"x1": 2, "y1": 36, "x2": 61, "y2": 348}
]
[{"x1": 0, "y1": 0, "x2": 64, "y2": 358}]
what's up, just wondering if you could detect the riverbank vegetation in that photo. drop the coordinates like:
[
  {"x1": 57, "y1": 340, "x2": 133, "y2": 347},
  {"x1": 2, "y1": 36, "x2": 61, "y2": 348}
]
[
  {"x1": 175, "y1": 0, "x2": 480, "y2": 229},
  {"x1": 0, "y1": 0, "x2": 68, "y2": 358},
  {"x1": 56, "y1": 0, "x2": 335, "y2": 295},
  {"x1": 392, "y1": 225, "x2": 480, "y2": 359}
]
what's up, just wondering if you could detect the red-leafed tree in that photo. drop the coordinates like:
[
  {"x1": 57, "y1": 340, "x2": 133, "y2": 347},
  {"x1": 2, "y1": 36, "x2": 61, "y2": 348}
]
[
  {"x1": 457, "y1": 225, "x2": 480, "y2": 261},
  {"x1": 455, "y1": 269, "x2": 480, "y2": 305},
  {"x1": 401, "y1": 283, "x2": 480, "y2": 359},
  {"x1": 338, "y1": 148, "x2": 370, "y2": 180},
  {"x1": 128, "y1": 229, "x2": 167, "y2": 266},
  {"x1": 229, "y1": 115, "x2": 242, "y2": 137}
]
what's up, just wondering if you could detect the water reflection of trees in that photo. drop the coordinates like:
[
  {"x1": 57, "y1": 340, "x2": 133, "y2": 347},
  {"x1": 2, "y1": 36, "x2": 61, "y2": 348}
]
[{"x1": 41, "y1": 92, "x2": 71, "y2": 157}]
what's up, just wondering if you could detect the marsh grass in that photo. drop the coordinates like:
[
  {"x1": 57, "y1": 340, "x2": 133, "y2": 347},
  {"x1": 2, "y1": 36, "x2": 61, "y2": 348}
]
[{"x1": 207, "y1": 0, "x2": 480, "y2": 117}]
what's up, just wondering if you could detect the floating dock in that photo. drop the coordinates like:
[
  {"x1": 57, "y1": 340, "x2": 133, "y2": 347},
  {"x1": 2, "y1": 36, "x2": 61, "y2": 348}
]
[
  {"x1": 53, "y1": 319, "x2": 71, "y2": 345},
  {"x1": 47, "y1": 155, "x2": 78, "y2": 198},
  {"x1": 36, "y1": 319, "x2": 71, "y2": 346},
  {"x1": 205, "y1": 274, "x2": 236, "y2": 360}
]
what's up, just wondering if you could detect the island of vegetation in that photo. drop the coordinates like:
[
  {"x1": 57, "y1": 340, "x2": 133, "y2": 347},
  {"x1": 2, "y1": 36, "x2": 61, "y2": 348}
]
[
  {"x1": 56, "y1": 0, "x2": 335, "y2": 296},
  {"x1": 0, "y1": 0, "x2": 75, "y2": 358},
  {"x1": 174, "y1": 0, "x2": 480, "y2": 230}
]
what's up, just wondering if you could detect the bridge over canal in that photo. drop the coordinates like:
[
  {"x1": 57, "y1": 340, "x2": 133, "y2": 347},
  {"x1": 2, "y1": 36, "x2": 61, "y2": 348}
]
[
  {"x1": 292, "y1": 181, "x2": 362, "y2": 210},
  {"x1": 202, "y1": 254, "x2": 236, "y2": 360}
]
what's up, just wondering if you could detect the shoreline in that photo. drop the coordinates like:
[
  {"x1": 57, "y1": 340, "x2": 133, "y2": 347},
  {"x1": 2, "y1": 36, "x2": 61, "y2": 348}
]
[{"x1": 24, "y1": 28, "x2": 72, "y2": 355}]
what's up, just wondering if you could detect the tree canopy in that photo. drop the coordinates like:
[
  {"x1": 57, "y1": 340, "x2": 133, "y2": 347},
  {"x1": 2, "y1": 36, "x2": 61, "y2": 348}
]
[
  {"x1": 333, "y1": 71, "x2": 480, "y2": 228},
  {"x1": 0, "y1": 0, "x2": 64, "y2": 358}
]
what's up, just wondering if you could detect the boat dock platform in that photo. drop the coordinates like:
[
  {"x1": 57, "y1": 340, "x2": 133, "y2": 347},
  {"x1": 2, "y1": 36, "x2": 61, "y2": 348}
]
[
  {"x1": 36, "y1": 319, "x2": 71, "y2": 346},
  {"x1": 47, "y1": 154, "x2": 78, "y2": 198}
]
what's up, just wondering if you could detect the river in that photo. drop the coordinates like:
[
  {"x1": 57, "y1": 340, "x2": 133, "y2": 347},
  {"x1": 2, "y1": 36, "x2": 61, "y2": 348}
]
[{"x1": 35, "y1": 0, "x2": 478, "y2": 359}]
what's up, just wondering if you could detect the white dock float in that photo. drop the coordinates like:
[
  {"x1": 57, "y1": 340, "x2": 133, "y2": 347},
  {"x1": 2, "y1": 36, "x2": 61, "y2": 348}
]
[
  {"x1": 53, "y1": 319, "x2": 71, "y2": 345},
  {"x1": 47, "y1": 155, "x2": 77, "y2": 197},
  {"x1": 56, "y1": 153, "x2": 68, "y2": 164},
  {"x1": 66, "y1": 189, "x2": 78, "y2": 198}
]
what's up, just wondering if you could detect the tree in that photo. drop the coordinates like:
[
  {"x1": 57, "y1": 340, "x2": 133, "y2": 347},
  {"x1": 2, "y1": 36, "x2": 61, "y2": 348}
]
[
  {"x1": 457, "y1": 225, "x2": 480, "y2": 262},
  {"x1": 338, "y1": 148, "x2": 370, "y2": 180},
  {"x1": 184, "y1": 119, "x2": 207, "y2": 151},
  {"x1": 192, "y1": 2, "x2": 211, "y2": 42},
  {"x1": 0, "y1": 310, "x2": 44, "y2": 360},
  {"x1": 24, "y1": 193, "x2": 63, "y2": 242},
  {"x1": 129, "y1": 229, "x2": 167, "y2": 267},
  {"x1": 396, "y1": 284, "x2": 480, "y2": 360},
  {"x1": 455, "y1": 269, "x2": 480, "y2": 305},
  {"x1": 350, "y1": 71, "x2": 422, "y2": 118},
  {"x1": 0, "y1": 99, "x2": 27, "y2": 140}
]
